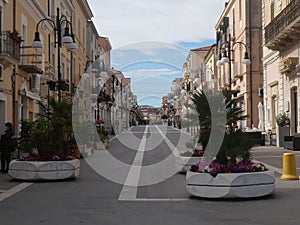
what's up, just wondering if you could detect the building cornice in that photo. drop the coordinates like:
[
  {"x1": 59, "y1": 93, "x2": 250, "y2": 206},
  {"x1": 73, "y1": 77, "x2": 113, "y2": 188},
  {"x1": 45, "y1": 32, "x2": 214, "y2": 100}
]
[
  {"x1": 21, "y1": 0, "x2": 53, "y2": 33},
  {"x1": 77, "y1": 0, "x2": 93, "y2": 19}
]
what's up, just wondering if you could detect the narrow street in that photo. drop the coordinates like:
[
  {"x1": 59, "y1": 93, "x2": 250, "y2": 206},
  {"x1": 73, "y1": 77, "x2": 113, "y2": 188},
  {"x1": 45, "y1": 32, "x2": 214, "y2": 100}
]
[{"x1": 1, "y1": 126, "x2": 300, "y2": 225}]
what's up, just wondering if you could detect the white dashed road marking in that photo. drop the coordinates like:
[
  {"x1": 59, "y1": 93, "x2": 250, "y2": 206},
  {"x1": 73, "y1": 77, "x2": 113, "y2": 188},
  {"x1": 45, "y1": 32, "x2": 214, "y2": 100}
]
[{"x1": 0, "y1": 182, "x2": 33, "y2": 202}]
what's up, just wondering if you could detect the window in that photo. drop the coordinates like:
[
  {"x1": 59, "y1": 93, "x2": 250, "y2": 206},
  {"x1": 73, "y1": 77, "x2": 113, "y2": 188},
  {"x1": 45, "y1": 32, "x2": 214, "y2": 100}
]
[
  {"x1": 72, "y1": 13, "x2": 76, "y2": 33},
  {"x1": 234, "y1": 61, "x2": 238, "y2": 77},
  {"x1": 232, "y1": 8, "x2": 236, "y2": 37},
  {"x1": 61, "y1": 55, "x2": 65, "y2": 80},
  {"x1": 30, "y1": 74, "x2": 40, "y2": 91},
  {"x1": 271, "y1": 0, "x2": 275, "y2": 20},
  {"x1": 21, "y1": 96, "x2": 28, "y2": 120},
  {"x1": 78, "y1": 20, "x2": 81, "y2": 42},
  {"x1": 52, "y1": 53, "x2": 55, "y2": 78},
  {"x1": 83, "y1": 27, "x2": 85, "y2": 48},
  {"x1": 21, "y1": 24, "x2": 27, "y2": 64},
  {"x1": 239, "y1": 0, "x2": 242, "y2": 20},
  {"x1": 0, "y1": 7, "x2": 2, "y2": 52},
  {"x1": 72, "y1": 57, "x2": 76, "y2": 85},
  {"x1": 50, "y1": 0, "x2": 55, "y2": 19},
  {"x1": 79, "y1": 63, "x2": 81, "y2": 77}
]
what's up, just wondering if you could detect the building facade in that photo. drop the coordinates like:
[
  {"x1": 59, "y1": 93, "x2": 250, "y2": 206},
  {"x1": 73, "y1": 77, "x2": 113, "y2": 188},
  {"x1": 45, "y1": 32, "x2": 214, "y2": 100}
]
[
  {"x1": 0, "y1": 0, "x2": 106, "y2": 134},
  {"x1": 263, "y1": 0, "x2": 300, "y2": 136},
  {"x1": 215, "y1": 0, "x2": 263, "y2": 129}
]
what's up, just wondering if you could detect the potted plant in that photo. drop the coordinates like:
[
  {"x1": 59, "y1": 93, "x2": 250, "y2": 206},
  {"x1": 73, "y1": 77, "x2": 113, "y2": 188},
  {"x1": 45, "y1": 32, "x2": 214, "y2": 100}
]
[
  {"x1": 185, "y1": 89, "x2": 275, "y2": 198},
  {"x1": 96, "y1": 119, "x2": 109, "y2": 147},
  {"x1": 9, "y1": 30, "x2": 22, "y2": 43},
  {"x1": 47, "y1": 80, "x2": 56, "y2": 91},
  {"x1": 9, "y1": 97, "x2": 80, "y2": 180},
  {"x1": 276, "y1": 112, "x2": 290, "y2": 147},
  {"x1": 58, "y1": 79, "x2": 69, "y2": 91}
]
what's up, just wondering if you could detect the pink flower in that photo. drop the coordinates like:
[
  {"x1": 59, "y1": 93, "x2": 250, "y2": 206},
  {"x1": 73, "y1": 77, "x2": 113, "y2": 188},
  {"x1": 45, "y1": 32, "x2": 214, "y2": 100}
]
[{"x1": 96, "y1": 119, "x2": 105, "y2": 125}]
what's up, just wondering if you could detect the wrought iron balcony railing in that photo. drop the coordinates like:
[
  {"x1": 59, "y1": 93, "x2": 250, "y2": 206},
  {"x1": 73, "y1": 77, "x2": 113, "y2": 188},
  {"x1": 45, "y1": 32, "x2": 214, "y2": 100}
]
[
  {"x1": 265, "y1": 0, "x2": 300, "y2": 50},
  {"x1": 0, "y1": 30, "x2": 21, "y2": 63}
]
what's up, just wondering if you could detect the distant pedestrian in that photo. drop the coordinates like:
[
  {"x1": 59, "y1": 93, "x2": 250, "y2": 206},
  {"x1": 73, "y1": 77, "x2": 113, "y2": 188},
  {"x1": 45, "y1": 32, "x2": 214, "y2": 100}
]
[{"x1": 0, "y1": 122, "x2": 14, "y2": 173}]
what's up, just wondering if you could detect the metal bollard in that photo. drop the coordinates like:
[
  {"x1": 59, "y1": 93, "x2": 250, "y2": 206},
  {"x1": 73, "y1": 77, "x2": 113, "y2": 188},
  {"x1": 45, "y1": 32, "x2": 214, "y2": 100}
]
[{"x1": 280, "y1": 153, "x2": 299, "y2": 180}]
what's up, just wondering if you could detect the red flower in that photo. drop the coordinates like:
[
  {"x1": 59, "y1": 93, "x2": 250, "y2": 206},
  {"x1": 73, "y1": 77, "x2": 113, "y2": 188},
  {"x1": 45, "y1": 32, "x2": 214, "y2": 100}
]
[{"x1": 96, "y1": 119, "x2": 105, "y2": 125}]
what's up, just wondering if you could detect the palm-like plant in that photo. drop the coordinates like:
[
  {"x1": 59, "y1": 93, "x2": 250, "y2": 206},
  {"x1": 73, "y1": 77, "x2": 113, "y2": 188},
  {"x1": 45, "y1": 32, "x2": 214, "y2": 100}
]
[
  {"x1": 19, "y1": 97, "x2": 75, "y2": 156},
  {"x1": 190, "y1": 89, "x2": 252, "y2": 165}
]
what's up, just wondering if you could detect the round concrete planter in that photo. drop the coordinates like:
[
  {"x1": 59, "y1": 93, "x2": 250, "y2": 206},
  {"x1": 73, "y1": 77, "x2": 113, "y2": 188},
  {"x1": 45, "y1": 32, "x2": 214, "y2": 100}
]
[
  {"x1": 8, "y1": 159, "x2": 80, "y2": 181},
  {"x1": 175, "y1": 156, "x2": 203, "y2": 173},
  {"x1": 186, "y1": 170, "x2": 275, "y2": 198}
]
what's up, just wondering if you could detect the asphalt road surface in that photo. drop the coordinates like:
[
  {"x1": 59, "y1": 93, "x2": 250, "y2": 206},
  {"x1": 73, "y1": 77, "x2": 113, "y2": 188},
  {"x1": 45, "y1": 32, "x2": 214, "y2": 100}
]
[{"x1": 1, "y1": 125, "x2": 300, "y2": 225}]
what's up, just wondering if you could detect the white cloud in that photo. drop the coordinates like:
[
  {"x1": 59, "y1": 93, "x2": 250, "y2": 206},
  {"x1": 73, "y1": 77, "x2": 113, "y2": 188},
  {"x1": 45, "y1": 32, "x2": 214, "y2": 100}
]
[
  {"x1": 123, "y1": 68, "x2": 180, "y2": 78},
  {"x1": 87, "y1": 0, "x2": 227, "y2": 48},
  {"x1": 111, "y1": 41, "x2": 188, "y2": 70}
]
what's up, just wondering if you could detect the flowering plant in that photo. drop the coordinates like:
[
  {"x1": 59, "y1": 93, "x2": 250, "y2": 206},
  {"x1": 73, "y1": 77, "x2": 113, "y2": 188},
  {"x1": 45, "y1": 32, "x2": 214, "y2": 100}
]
[
  {"x1": 276, "y1": 112, "x2": 290, "y2": 127},
  {"x1": 192, "y1": 149, "x2": 204, "y2": 157},
  {"x1": 180, "y1": 149, "x2": 204, "y2": 157},
  {"x1": 96, "y1": 119, "x2": 105, "y2": 125},
  {"x1": 190, "y1": 160, "x2": 267, "y2": 177},
  {"x1": 19, "y1": 154, "x2": 76, "y2": 162}
]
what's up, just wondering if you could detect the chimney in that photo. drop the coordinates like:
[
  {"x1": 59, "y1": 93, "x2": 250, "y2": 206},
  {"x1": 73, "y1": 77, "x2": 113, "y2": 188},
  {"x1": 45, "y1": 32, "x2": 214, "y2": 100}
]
[{"x1": 225, "y1": 1, "x2": 229, "y2": 8}]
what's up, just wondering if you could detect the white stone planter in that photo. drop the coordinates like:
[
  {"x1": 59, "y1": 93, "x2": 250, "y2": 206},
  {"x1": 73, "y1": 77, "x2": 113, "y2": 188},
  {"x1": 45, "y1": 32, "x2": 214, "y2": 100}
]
[
  {"x1": 8, "y1": 159, "x2": 80, "y2": 181},
  {"x1": 176, "y1": 156, "x2": 203, "y2": 173},
  {"x1": 186, "y1": 170, "x2": 275, "y2": 198}
]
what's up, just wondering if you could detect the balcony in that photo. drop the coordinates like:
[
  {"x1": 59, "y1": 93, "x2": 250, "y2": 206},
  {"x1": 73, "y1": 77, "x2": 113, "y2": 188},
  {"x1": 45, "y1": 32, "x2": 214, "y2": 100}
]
[
  {"x1": 19, "y1": 46, "x2": 43, "y2": 74},
  {"x1": 265, "y1": 0, "x2": 300, "y2": 51},
  {"x1": 0, "y1": 31, "x2": 21, "y2": 65}
]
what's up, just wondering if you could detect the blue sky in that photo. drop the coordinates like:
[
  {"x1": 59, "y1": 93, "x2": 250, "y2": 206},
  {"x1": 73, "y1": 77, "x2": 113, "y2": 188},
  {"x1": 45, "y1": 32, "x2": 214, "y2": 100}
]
[{"x1": 87, "y1": 0, "x2": 227, "y2": 107}]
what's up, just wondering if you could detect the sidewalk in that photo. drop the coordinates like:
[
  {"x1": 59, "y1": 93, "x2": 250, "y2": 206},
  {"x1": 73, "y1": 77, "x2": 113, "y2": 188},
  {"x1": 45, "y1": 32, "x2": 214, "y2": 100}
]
[{"x1": 251, "y1": 145, "x2": 300, "y2": 189}]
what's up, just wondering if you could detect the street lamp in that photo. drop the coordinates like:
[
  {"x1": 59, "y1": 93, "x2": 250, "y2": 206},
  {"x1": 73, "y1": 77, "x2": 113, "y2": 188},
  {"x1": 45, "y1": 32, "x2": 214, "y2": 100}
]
[
  {"x1": 216, "y1": 33, "x2": 250, "y2": 91},
  {"x1": 110, "y1": 73, "x2": 117, "y2": 135},
  {"x1": 216, "y1": 33, "x2": 252, "y2": 126},
  {"x1": 32, "y1": 7, "x2": 77, "y2": 102}
]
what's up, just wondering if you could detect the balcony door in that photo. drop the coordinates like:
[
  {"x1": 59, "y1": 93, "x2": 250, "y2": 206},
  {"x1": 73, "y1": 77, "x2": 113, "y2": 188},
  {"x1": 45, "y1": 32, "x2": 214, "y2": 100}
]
[
  {"x1": 291, "y1": 87, "x2": 298, "y2": 134},
  {"x1": 0, "y1": 95, "x2": 5, "y2": 133},
  {"x1": 0, "y1": 7, "x2": 2, "y2": 53},
  {"x1": 271, "y1": 95, "x2": 277, "y2": 133}
]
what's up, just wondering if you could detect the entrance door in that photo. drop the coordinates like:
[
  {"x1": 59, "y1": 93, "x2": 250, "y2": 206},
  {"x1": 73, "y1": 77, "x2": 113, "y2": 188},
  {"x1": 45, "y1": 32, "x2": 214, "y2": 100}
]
[
  {"x1": 271, "y1": 96, "x2": 277, "y2": 133},
  {"x1": 294, "y1": 89, "x2": 298, "y2": 133},
  {"x1": 0, "y1": 100, "x2": 5, "y2": 132}
]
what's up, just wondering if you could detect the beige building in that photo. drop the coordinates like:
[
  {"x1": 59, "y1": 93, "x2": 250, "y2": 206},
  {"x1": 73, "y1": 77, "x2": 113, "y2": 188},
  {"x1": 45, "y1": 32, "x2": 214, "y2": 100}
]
[
  {"x1": 263, "y1": 0, "x2": 300, "y2": 136},
  {"x1": 203, "y1": 45, "x2": 217, "y2": 91},
  {"x1": 0, "y1": 0, "x2": 19, "y2": 132},
  {"x1": 215, "y1": 0, "x2": 263, "y2": 129},
  {"x1": 0, "y1": 0, "x2": 100, "y2": 133}
]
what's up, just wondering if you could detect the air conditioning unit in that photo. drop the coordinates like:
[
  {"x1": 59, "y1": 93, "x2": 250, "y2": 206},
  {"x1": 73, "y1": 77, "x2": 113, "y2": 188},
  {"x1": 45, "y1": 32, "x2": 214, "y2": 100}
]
[
  {"x1": 0, "y1": 64, "x2": 3, "y2": 82},
  {"x1": 258, "y1": 88, "x2": 263, "y2": 97}
]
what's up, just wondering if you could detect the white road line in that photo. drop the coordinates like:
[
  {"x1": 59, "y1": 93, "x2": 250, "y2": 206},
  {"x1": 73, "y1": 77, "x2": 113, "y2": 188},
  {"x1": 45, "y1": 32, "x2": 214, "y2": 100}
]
[
  {"x1": 0, "y1": 182, "x2": 32, "y2": 202},
  {"x1": 155, "y1": 125, "x2": 180, "y2": 157},
  {"x1": 118, "y1": 126, "x2": 148, "y2": 201},
  {"x1": 120, "y1": 198, "x2": 190, "y2": 202}
]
